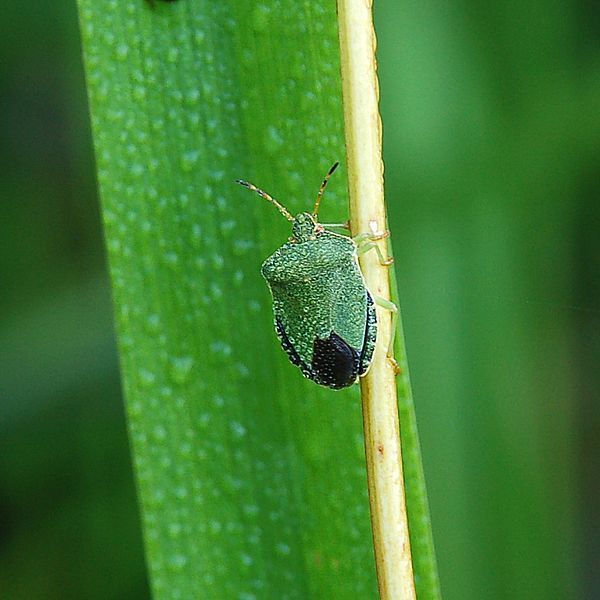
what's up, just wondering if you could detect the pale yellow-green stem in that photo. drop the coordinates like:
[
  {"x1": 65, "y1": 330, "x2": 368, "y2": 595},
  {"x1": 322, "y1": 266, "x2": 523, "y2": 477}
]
[{"x1": 337, "y1": 1, "x2": 416, "y2": 599}]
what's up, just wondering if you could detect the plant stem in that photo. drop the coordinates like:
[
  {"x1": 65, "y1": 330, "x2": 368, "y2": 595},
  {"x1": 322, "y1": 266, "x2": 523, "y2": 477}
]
[{"x1": 337, "y1": 1, "x2": 416, "y2": 599}]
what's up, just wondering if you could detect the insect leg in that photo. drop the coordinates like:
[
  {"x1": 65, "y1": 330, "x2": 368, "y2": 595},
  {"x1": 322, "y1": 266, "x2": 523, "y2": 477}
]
[
  {"x1": 356, "y1": 241, "x2": 394, "y2": 266},
  {"x1": 321, "y1": 220, "x2": 351, "y2": 230},
  {"x1": 357, "y1": 230, "x2": 398, "y2": 372},
  {"x1": 353, "y1": 229, "x2": 390, "y2": 244},
  {"x1": 373, "y1": 296, "x2": 401, "y2": 375}
]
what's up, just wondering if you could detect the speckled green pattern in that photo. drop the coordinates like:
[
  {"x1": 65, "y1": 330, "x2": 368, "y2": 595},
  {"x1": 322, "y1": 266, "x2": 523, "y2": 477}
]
[
  {"x1": 262, "y1": 216, "x2": 376, "y2": 389},
  {"x1": 360, "y1": 293, "x2": 377, "y2": 374}
]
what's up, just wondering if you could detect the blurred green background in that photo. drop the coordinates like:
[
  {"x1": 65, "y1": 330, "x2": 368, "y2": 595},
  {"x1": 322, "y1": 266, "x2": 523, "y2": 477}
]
[{"x1": 1, "y1": 0, "x2": 597, "y2": 599}]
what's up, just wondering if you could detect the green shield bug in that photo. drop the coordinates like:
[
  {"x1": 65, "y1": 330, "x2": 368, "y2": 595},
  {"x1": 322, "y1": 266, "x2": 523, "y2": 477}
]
[{"x1": 236, "y1": 163, "x2": 393, "y2": 390}]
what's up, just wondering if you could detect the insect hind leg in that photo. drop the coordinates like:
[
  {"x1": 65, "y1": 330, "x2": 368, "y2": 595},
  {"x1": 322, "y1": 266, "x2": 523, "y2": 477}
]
[{"x1": 373, "y1": 295, "x2": 401, "y2": 375}]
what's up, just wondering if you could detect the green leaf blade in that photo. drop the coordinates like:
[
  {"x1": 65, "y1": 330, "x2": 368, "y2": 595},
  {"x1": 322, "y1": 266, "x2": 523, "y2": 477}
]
[{"x1": 77, "y1": 1, "x2": 382, "y2": 598}]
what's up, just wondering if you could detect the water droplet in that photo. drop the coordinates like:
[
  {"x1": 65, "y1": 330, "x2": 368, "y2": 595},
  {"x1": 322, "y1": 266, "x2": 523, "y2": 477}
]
[
  {"x1": 153, "y1": 425, "x2": 167, "y2": 441},
  {"x1": 146, "y1": 315, "x2": 160, "y2": 334},
  {"x1": 130, "y1": 163, "x2": 144, "y2": 177},
  {"x1": 195, "y1": 256, "x2": 206, "y2": 270},
  {"x1": 169, "y1": 356, "x2": 194, "y2": 384},
  {"x1": 212, "y1": 254, "x2": 224, "y2": 269},
  {"x1": 265, "y1": 125, "x2": 284, "y2": 153},
  {"x1": 275, "y1": 542, "x2": 291, "y2": 556},
  {"x1": 241, "y1": 553, "x2": 253, "y2": 567},
  {"x1": 107, "y1": 238, "x2": 121, "y2": 253},
  {"x1": 233, "y1": 239, "x2": 254, "y2": 255},
  {"x1": 152, "y1": 487, "x2": 166, "y2": 504},
  {"x1": 248, "y1": 300, "x2": 262, "y2": 313},
  {"x1": 181, "y1": 150, "x2": 200, "y2": 172},
  {"x1": 146, "y1": 525, "x2": 159, "y2": 542},
  {"x1": 220, "y1": 219, "x2": 236, "y2": 234},
  {"x1": 209, "y1": 341, "x2": 231, "y2": 356},
  {"x1": 186, "y1": 89, "x2": 200, "y2": 105},
  {"x1": 252, "y1": 4, "x2": 271, "y2": 32},
  {"x1": 139, "y1": 368, "x2": 156, "y2": 387},
  {"x1": 133, "y1": 85, "x2": 146, "y2": 101},
  {"x1": 235, "y1": 363, "x2": 250, "y2": 378},
  {"x1": 287, "y1": 170, "x2": 303, "y2": 192},
  {"x1": 116, "y1": 43, "x2": 129, "y2": 61},
  {"x1": 129, "y1": 400, "x2": 143, "y2": 417},
  {"x1": 210, "y1": 283, "x2": 223, "y2": 299},
  {"x1": 174, "y1": 485, "x2": 188, "y2": 499},
  {"x1": 164, "y1": 251, "x2": 179, "y2": 267},
  {"x1": 230, "y1": 421, "x2": 246, "y2": 438},
  {"x1": 243, "y1": 504, "x2": 259, "y2": 518},
  {"x1": 168, "y1": 553, "x2": 187, "y2": 570},
  {"x1": 160, "y1": 385, "x2": 173, "y2": 399},
  {"x1": 168, "y1": 522, "x2": 182, "y2": 538}
]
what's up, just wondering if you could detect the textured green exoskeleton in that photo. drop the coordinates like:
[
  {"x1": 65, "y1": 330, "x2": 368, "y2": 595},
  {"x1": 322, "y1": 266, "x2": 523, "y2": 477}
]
[{"x1": 236, "y1": 163, "x2": 377, "y2": 390}]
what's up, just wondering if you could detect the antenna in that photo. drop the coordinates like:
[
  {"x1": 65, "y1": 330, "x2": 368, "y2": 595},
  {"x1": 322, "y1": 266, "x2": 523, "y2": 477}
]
[
  {"x1": 235, "y1": 179, "x2": 294, "y2": 222},
  {"x1": 312, "y1": 161, "x2": 339, "y2": 218}
]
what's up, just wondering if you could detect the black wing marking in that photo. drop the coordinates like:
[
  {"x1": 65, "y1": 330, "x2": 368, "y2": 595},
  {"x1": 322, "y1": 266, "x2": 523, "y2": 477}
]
[
  {"x1": 275, "y1": 318, "x2": 361, "y2": 390},
  {"x1": 311, "y1": 333, "x2": 360, "y2": 390}
]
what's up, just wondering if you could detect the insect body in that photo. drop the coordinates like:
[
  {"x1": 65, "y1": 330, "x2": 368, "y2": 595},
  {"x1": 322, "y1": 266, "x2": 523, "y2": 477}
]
[{"x1": 236, "y1": 163, "x2": 378, "y2": 390}]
